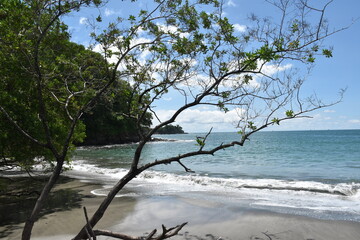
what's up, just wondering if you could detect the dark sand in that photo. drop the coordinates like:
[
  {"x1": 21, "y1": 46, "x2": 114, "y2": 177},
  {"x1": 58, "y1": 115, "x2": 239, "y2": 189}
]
[{"x1": 2, "y1": 178, "x2": 360, "y2": 240}]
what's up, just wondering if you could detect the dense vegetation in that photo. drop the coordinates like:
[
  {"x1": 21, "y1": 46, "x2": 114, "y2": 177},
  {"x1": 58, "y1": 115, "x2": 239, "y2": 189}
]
[
  {"x1": 80, "y1": 81, "x2": 152, "y2": 145},
  {"x1": 155, "y1": 124, "x2": 185, "y2": 134},
  {"x1": 0, "y1": 1, "x2": 154, "y2": 237},
  {"x1": 0, "y1": 0, "x2": 150, "y2": 166},
  {"x1": 0, "y1": 1, "x2": 88, "y2": 169}
]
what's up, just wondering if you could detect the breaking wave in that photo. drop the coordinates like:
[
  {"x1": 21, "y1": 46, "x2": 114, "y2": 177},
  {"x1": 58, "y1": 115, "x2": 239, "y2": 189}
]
[
  {"x1": 68, "y1": 160, "x2": 360, "y2": 198},
  {"x1": 66, "y1": 159, "x2": 360, "y2": 221}
]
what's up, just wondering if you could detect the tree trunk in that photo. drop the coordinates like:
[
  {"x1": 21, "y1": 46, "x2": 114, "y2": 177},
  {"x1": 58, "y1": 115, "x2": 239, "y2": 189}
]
[
  {"x1": 73, "y1": 170, "x2": 137, "y2": 240},
  {"x1": 21, "y1": 159, "x2": 64, "y2": 240}
]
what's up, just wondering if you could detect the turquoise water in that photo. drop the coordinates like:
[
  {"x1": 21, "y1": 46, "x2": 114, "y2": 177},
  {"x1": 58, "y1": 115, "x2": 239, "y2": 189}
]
[{"x1": 70, "y1": 130, "x2": 360, "y2": 221}]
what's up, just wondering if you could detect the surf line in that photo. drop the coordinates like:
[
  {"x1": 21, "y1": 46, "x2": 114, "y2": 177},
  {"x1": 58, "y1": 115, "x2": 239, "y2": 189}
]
[{"x1": 238, "y1": 184, "x2": 349, "y2": 196}]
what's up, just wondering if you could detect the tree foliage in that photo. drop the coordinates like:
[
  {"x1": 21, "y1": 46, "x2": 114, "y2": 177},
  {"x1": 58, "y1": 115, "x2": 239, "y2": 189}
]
[
  {"x1": 0, "y1": 0, "x2": 94, "y2": 168},
  {"x1": 81, "y1": 80, "x2": 153, "y2": 145},
  {"x1": 0, "y1": 1, "x2": 135, "y2": 239},
  {"x1": 155, "y1": 124, "x2": 185, "y2": 134}
]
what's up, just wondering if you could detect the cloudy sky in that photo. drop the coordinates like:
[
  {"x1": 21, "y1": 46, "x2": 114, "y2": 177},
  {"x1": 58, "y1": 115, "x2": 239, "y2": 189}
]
[{"x1": 63, "y1": 0, "x2": 360, "y2": 132}]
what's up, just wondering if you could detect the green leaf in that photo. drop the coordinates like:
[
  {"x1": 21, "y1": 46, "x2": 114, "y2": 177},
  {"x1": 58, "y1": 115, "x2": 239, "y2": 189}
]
[
  {"x1": 271, "y1": 118, "x2": 280, "y2": 125},
  {"x1": 221, "y1": 91, "x2": 231, "y2": 99},
  {"x1": 288, "y1": 40, "x2": 300, "y2": 49},
  {"x1": 311, "y1": 45, "x2": 319, "y2": 52},
  {"x1": 256, "y1": 44, "x2": 276, "y2": 61},
  {"x1": 196, "y1": 138, "x2": 205, "y2": 147},
  {"x1": 307, "y1": 56, "x2": 315, "y2": 63},
  {"x1": 286, "y1": 110, "x2": 294, "y2": 117},
  {"x1": 322, "y1": 49, "x2": 333, "y2": 58},
  {"x1": 243, "y1": 75, "x2": 253, "y2": 84},
  {"x1": 200, "y1": 11, "x2": 211, "y2": 28},
  {"x1": 247, "y1": 121, "x2": 257, "y2": 130},
  {"x1": 291, "y1": 22, "x2": 299, "y2": 33},
  {"x1": 217, "y1": 101, "x2": 224, "y2": 108},
  {"x1": 129, "y1": 15, "x2": 136, "y2": 21}
]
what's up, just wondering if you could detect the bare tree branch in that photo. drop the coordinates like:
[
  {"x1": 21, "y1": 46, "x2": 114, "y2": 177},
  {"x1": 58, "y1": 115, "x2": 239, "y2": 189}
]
[
  {"x1": 89, "y1": 222, "x2": 187, "y2": 240},
  {"x1": 83, "y1": 207, "x2": 96, "y2": 240},
  {"x1": 0, "y1": 106, "x2": 47, "y2": 148}
]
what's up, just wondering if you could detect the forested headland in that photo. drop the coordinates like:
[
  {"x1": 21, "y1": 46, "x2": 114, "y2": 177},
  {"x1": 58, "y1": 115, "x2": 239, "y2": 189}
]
[
  {"x1": 79, "y1": 80, "x2": 153, "y2": 146},
  {"x1": 155, "y1": 124, "x2": 186, "y2": 134}
]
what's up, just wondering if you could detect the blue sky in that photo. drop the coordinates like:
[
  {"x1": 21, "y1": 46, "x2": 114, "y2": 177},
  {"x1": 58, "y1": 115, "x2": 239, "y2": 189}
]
[{"x1": 63, "y1": 0, "x2": 360, "y2": 132}]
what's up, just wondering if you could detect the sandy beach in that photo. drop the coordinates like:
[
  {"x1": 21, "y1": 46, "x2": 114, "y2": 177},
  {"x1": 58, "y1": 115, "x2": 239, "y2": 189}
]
[{"x1": 1, "y1": 177, "x2": 360, "y2": 240}]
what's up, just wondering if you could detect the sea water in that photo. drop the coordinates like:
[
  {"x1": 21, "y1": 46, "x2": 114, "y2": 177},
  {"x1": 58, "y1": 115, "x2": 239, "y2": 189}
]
[{"x1": 69, "y1": 130, "x2": 360, "y2": 222}]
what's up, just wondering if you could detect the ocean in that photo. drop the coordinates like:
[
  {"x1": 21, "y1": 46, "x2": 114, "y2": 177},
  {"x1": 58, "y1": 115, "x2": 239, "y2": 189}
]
[{"x1": 68, "y1": 130, "x2": 360, "y2": 222}]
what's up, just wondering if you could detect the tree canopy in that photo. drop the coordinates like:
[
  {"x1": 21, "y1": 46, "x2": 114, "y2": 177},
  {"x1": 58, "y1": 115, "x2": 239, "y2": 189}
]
[
  {"x1": 0, "y1": 0, "x2": 91, "y2": 169},
  {"x1": 0, "y1": 1, "x2": 151, "y2": 238},
  {"x1": 0, "y1": 0, "x2": 151, "y2": 167},
  {"x1": 80, "y1": 80, "x2": 153, "y2": 145},
  {"x1": 155, "y1": 124, "x2": 185, "y2": 134}
]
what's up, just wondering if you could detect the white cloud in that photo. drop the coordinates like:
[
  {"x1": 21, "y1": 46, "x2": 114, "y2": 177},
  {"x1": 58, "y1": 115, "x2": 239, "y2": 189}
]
[
  {"x1": 179, "y1": 108, "x2": 241, "y2": 124},
  {"x1": 261, "y1": 62, "x2": 292, "y2": 76},
  {"x1": 105, "y1": 9, "x2": 113, "y2": 16},
  {"x1": 233, "y1": 23, "x2": 246, "y2": 32},
  {"x1": 104, "y1": 8, "x2": 122, "y2": 17},
  {"x1": 79, "y1": 17, "x2": 88, "y2": 25},
  {"x1": 349, "y1": 119, "x2": 360, "y2": 124},
  {"x1": 227, "y1": 0, "x2": 236, "y2": 7},
  {"x1": 93, "y1": 36, "x2": 154, "y2": 66},
  {"x1": 222, "y1": 75, "x2": 260, "y2": 89},
  {"x1": 222, "y1": 61, "x2": 292, "y2": 89},
  {"x1": 153, "y1": 98, "x2": 358, "y2": 132},
  {"x1": 174, "y1": 60, "x2": 292, "y2": 92},
  {"x1": 104, "y1": 8, "x2": 115, "y2": 16},
  {"x1": 157, "y1": 24, "x2": 190, "y2": 38},
  {"x1": 265, "y1": 112, "x2": 360, "y2": 131},
  {"x1": 154, "y1": 107, "x2": 244, "y2": 132},
  {"x1": 324, "y1": 109, "x2": 336, "y2": 113}
]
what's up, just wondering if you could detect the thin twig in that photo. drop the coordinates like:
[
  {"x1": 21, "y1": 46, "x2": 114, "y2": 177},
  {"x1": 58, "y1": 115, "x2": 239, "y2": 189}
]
[{"x1": 83, "y1": 207, "x2": 96, "y2": 240}]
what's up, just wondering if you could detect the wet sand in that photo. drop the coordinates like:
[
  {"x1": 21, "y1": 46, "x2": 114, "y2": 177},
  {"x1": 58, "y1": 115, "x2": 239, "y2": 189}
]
[{"x1": 2, "y1": 178, "x2": 360, "y2": 240}]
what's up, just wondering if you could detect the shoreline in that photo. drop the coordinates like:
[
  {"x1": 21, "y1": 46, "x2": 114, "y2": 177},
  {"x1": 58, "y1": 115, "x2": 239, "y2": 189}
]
[{"x1": 1, "y1": 177, "x2": 360, "y2": 240}]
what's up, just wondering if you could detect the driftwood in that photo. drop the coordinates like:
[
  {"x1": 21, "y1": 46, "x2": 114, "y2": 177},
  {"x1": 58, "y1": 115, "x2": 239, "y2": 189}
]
[{"x1": 82, "y1": 207, "x2": 187, "y2": 240}]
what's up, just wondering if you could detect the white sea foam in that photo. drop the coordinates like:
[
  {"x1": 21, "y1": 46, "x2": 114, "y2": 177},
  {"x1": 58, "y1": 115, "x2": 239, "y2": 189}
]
[
  {"x1": 76, "y1": 143, "x2": 135, "y2": 150},
  {"x1": 173, "y1": 139, "x2": 195, "y2": 143},
  {"x1": 65, "y1": 160, "x2": 360, "y2": 221},
  {"x1": 65, "y1": 160, "x2": 128, "y2": 182},
  {"x1": 148, "y1": 139, "x2": 195, "y2": 144},
  {"x1": 67, "y1": 160, "x2": 360, "y2": 197},
  {"x1": 139, "y1": 170, "x2": 360, "y2": 197}
]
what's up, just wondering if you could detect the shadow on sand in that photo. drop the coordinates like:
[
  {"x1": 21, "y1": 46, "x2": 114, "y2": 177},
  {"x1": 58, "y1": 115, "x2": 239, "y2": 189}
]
[{"x1": 0, "y1": 176, "x2": 91, "y2": 238}]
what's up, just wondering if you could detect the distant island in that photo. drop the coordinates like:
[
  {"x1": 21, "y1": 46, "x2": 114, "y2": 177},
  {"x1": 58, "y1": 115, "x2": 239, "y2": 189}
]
[{"x1": 155, "y1": 124, "x2": 186, "y2": 134}]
